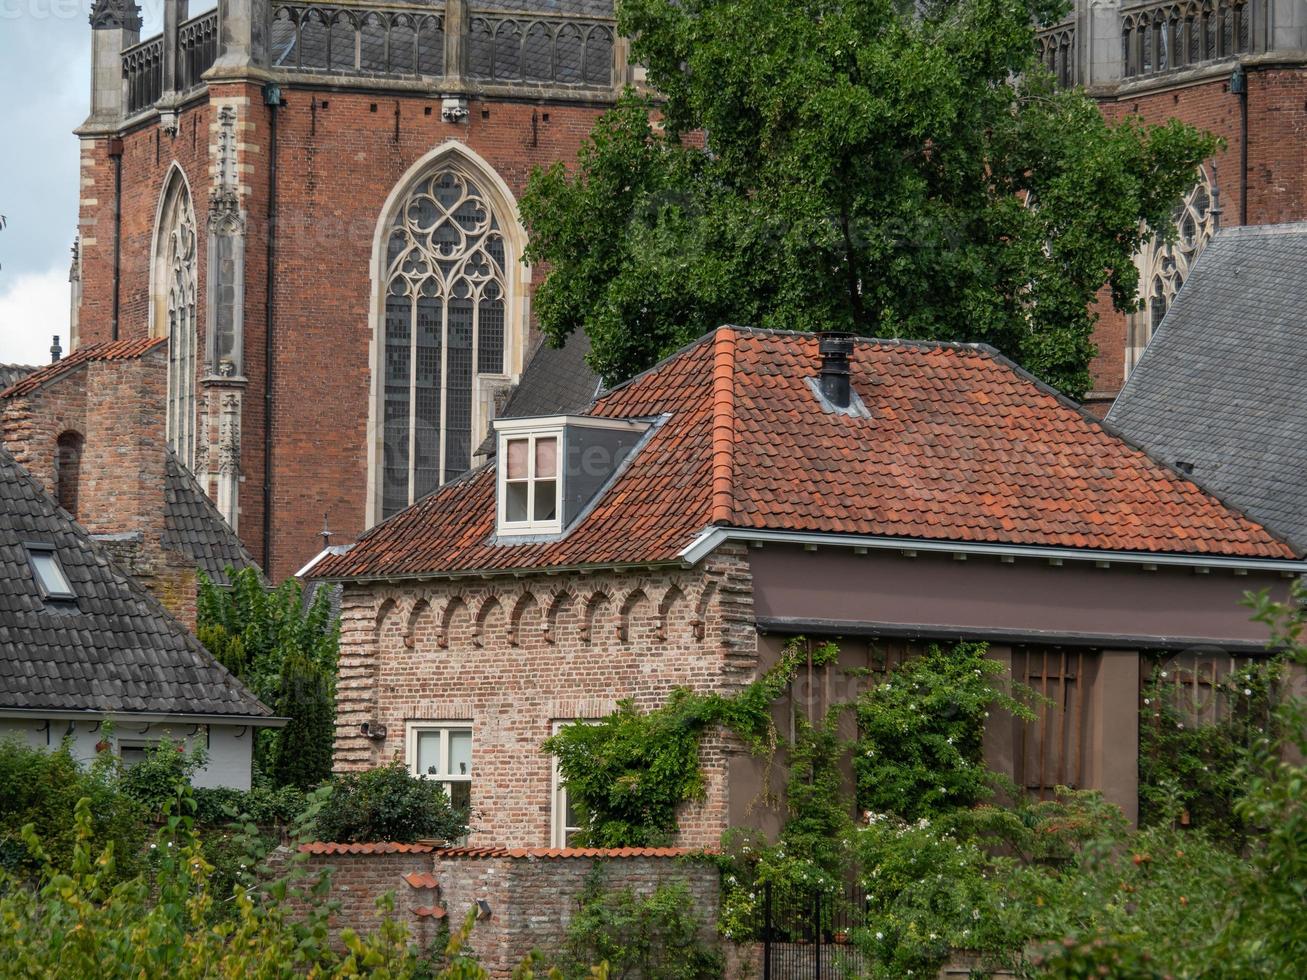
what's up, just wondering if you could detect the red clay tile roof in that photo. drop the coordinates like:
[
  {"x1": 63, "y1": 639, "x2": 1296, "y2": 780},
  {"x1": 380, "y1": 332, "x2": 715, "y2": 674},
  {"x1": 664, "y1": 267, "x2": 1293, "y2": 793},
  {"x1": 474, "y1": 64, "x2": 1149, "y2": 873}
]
[
  {"x1": 299, "y1": 842, "x2": 436, "y2": 855},
  {"x1": 0, "y1": 337, "x2": 165, "y2": 399},
  {"x1": 413, "y1": 906, "x2": 447, "y2": 919},
  {"x1": 314, "y1": 327, "x2": 1295, "y2": 580},
  {"x1": 431, "y1": 847, "x2": 707, "y2": 859},
  {"x1": 403, "y1": 871, "x2": 441, "y2": 889}
]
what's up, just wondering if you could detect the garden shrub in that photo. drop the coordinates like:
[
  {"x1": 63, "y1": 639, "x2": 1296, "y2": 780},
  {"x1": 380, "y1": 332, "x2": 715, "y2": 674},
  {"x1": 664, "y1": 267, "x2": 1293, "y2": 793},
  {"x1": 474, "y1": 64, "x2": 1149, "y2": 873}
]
[
  {"x1": 192, "y1": 784, "x2": 309, "y2": 829},
  {"x1": 315, "y1": 761, "x2": 468, "y2": 844},
  {"x1": 545, "y1": 638, "x2": 837, "y2": 847},
  {"x1": 558, "y1": 872, "x2": 723, "y2": 980},
  {"x1": 118, "y1": 738, "x2": 206, "y2": 817},
  {"x1": 854, "y1": 642, "x2": 1035, "y2": 820},
  {"x1": 0, "y1": 738, "x2": 147, "y2": 882},
  {"x1": 1138, "y1": 657, "x2": 1281, "y2": 843}
]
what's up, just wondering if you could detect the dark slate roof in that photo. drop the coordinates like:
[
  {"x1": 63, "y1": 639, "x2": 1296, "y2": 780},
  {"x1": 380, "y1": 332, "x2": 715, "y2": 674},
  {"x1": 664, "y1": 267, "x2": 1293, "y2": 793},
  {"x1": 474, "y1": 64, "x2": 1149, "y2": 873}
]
[
  {"x1": 163, "y1": 450, "x2": 262, "y2": 586},
  {"x1": 0, "y1": 365, "x2": 37, "y2": 390},
  {"x1": 1107, "y1": 222, "x2": 1307, "y2": 549},
  {"x1": 0, "y1": 444, "x2": 272, "y2": 719},
  {"x1": 477, "y1": 331, "x2": 601, "y2": 456}
]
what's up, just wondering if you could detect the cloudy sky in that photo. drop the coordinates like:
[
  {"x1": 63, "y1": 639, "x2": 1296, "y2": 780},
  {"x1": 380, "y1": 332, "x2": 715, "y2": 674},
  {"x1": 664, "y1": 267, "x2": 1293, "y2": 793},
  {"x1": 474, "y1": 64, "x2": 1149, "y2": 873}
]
[{"x1": 0, "y1": 0, "x2": 178, "y2": 365}]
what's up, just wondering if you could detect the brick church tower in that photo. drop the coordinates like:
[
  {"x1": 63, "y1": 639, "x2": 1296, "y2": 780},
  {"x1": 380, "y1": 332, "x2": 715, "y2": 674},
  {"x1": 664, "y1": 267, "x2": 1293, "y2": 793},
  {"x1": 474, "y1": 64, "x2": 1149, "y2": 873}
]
[
  {"x1": 74, "y1": 0, "x2": 626, "y2": 578},
  {"x1": 1036, "y1": 0, "x2": 1307, "y2": 409}
]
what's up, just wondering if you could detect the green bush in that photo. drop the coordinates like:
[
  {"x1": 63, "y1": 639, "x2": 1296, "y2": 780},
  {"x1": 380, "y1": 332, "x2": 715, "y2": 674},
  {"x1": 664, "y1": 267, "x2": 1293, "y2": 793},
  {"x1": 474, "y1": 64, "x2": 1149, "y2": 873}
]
[
  {"x1": 0, "y1": 738, "x2": 147, "y2": 882},
  {"x1": 118, "y1": 738, "x2": 206, "y2": 817},
  {"x1": 1138, "y1": 658, "x2": 1281, "y2": 843},
  {"x1": 854, "y1": 642, "x2": 1035, "y2": 821},
  {"x1": 271, "y1": 649, "x2": 336, "y2": 790},
  {"x1": 192, "y1": 784, "x2": 309, "y2": 829},
  {"x1": 545, "y1": 639, "x2": 836, "y2": 847},
  {"x1": 315, "y1": 762, "x2": 468, "y2": 844},
  {"x1": 559, "y1": 873, "x2": 723, "y2": 980}
]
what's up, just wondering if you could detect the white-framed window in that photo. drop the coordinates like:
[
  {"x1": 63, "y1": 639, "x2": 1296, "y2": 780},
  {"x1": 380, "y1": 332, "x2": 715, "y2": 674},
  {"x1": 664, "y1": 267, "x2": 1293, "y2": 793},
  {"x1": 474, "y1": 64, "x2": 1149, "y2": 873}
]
[
  {"x1": 502, "y1": 433, "x2": 560, "y2": 531},
  {"x1": 406, "y1": 722, "x2": 473, "y2": 811},
  {"x1": 550, "y1": 720, "x2": 584, "y2": 848},
  {"x1": 117, "y1": 739, "x2": 160, "y2": 769}
]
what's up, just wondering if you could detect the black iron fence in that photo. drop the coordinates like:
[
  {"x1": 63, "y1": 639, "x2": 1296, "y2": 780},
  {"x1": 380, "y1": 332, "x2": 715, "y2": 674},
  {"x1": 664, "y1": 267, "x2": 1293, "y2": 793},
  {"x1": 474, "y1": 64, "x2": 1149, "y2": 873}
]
[{"x1": 759, "y1": 880, "x2": 870, "y2": 980}]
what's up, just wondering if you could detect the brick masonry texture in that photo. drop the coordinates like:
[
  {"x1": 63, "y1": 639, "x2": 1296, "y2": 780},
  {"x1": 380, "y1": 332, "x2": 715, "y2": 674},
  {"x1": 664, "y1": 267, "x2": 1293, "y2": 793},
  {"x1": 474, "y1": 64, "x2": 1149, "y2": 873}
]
[
  {"x1": 1087, "y1": 67, "x2": 1307, "y2": 399},
  {"x1": 1, "y1": 342, "x2": 200, "y2": 628},
  {"x1": 333, "y1": 545, "x2": 757, "y2": 849},
  {"x1": 292, "y1": 848, "x2": 721, "y2": 977},
  {"x1": 77, "y1": 84, "x2": 611, "y2": 581}
]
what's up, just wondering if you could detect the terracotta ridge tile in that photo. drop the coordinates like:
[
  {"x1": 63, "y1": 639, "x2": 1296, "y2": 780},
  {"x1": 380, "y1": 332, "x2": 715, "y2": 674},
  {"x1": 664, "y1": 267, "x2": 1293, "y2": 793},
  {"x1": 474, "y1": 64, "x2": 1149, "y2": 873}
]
[{"x1": 710, "y1": 326, "x2": 737, "y2": 525}]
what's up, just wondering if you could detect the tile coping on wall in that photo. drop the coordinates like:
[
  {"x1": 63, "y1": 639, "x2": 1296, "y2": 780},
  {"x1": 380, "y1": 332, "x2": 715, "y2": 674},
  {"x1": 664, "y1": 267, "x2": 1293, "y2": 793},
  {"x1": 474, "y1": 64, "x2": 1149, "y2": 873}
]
[{"x1": 298, "y1": 843, "x2": 712, "y2": 858}]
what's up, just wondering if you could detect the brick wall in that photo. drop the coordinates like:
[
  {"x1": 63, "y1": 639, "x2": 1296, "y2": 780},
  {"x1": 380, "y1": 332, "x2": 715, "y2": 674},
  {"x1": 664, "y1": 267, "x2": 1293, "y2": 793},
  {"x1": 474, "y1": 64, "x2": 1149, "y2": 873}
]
[
  {"x1": 1, "y1": 347, "x2": 198, "y2": 628},
  {"x1": 295, "y1": 844, "x2": 721, "y2": 977},
  {"x1": 333, "y1": 545, "x2": 757, "y2": 849},
  {"x1": 77, "y1": 84, "x2": 613, "y2": 580},
  {"x1": 1087, "y1": 65, "x2": 1307, "y2": 399}
]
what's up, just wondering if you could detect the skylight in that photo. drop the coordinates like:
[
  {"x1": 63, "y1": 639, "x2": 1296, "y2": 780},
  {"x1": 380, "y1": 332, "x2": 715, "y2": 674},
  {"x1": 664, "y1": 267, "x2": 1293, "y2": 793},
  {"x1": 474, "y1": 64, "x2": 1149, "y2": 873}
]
[
  {"x1": 25, "y1": 544, "x2": 75, "y2": 601},
  {"x1": 494, "y1": 415, "x2": 651, "y2": 539}
]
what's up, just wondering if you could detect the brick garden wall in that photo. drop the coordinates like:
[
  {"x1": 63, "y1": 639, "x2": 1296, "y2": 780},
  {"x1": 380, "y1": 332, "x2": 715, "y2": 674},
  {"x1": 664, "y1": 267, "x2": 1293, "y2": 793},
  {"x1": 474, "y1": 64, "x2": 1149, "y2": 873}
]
[
  {"x1": 294, "y1": 844, "x2": 721, "y2": 977},
  {"x1": 332, "y1": 545, "x2": 758, "y2": 849}
]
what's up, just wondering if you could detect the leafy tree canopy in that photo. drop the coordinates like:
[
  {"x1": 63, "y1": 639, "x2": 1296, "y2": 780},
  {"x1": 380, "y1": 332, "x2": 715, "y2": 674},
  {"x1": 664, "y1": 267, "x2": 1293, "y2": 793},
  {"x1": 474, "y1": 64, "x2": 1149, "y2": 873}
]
[{"x1": 520, "y1": 0, "x2": 1218, "y2": 398}]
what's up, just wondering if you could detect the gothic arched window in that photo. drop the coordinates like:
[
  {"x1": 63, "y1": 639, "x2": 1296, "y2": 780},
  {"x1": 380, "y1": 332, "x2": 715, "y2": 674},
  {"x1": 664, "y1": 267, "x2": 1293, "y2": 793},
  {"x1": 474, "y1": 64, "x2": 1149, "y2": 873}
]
[
  {"x1": 376, "y1": 159, "x2": 518, "y2": 520},
  {"x1": 154, "y1": 170, "x2": 199, "y2": 467},
  {"x1": 1127, "y1": 166, "x2": 1216, "y2": 375}
]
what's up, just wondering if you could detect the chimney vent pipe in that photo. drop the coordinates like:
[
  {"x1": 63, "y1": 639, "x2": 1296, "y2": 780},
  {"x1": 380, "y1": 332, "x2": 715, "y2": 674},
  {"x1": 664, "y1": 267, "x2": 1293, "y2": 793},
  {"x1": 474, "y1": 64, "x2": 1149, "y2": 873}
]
[{"x1": 818, "y1": 332, "x2": 854, "y2": 409}]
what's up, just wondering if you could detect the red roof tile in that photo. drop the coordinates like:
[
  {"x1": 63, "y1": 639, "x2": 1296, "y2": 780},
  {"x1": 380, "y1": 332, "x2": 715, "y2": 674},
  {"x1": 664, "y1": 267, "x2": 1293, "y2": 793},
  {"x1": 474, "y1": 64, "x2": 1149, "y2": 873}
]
[
  {"x1": 403, "y1": 871, "x2": 440, "y2": 889},
  {"x1": 299, "y1": 842, "x2": 436, "y2": 855},
  {"x1": 1, "y1": 337, "x2": 166, "y2": 399},
  {"x1": 314, "y1": 327, "x2": 1295, "y2": 580},
  {"x1": 431, "y1": 846, "x2": 708, "y2": 859},
  {"x1": 413, "y1": 906, "x2": 447, "y2": 919}
]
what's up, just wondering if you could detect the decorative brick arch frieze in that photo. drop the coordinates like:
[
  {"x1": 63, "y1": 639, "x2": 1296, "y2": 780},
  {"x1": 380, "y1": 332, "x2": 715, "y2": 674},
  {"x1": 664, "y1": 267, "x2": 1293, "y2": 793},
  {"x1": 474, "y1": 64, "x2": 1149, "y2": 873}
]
[
  {"x1": 472, "y1": 595, "x2": 504, "y2": 647},
  {"x1": 656, "y1": 584, "x2": 685, "y2": 642},
  {"x1": 579, "y1": 590, "x2": 612, "y2": 645},
  {"x1": 616, "y1": 587, "x2": 650, "y2": 643},
  {"x1": 404, "y1": 598, "x2": 433, "y2": 649},
  {"x1": 506, "y1": 591, "x2": 540, "y2": 647},
  {"x1": 437, "y1": 595, "x2": 469, "y2": 649},
  {"x1": 543, "y1": 589, "x2": 575, "y2": 645}
]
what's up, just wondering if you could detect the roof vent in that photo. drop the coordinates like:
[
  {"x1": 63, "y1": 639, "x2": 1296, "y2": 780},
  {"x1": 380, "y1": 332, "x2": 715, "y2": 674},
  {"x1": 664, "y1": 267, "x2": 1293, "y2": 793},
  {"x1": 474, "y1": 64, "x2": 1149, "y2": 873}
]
[{"x1": 818, "y1": 332, "x2": 855, "y2": 409}]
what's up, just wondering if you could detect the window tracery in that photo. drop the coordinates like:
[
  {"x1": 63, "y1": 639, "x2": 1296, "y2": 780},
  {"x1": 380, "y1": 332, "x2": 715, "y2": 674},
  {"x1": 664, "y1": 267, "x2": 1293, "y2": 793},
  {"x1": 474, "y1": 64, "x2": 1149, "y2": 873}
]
[
  {"x1": 155, "y1": 172, "x2": 199, "y2": 467},
  {"x1": 379, "y1": 164, "x2": 512, "y2": 519}
]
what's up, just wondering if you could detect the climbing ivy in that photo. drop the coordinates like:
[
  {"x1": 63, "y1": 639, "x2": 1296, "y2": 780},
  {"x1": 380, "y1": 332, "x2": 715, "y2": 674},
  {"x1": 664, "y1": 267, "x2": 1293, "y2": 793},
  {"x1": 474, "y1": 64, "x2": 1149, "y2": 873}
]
[{"x1": 543, "y1": 638, "x2": 837, "y2": 847}]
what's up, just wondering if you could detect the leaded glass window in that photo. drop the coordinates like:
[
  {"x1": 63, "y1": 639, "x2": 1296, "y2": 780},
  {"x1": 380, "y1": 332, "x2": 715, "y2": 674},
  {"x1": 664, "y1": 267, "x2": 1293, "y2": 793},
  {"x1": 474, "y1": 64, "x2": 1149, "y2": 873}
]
[
  {"x1": 381, "y1": 167, "x2": 511, "y2": 519},
  {"x1": 156, "y1": 173, "x2": 198, "y2": 468},
  {"x1": 1127, "y1": 168, "x2": 1216, "y2": 375}
]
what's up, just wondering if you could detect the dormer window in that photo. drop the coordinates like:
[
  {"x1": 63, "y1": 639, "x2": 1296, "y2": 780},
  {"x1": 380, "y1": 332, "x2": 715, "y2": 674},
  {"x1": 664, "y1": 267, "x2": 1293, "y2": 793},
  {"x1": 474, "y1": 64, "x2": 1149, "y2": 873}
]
[
  {"x1": 494, "y1": 415, "x2": 652, "y2": 539},
  {"x1": 25, "y1": 544, "x2": 75, "y2": 601}
]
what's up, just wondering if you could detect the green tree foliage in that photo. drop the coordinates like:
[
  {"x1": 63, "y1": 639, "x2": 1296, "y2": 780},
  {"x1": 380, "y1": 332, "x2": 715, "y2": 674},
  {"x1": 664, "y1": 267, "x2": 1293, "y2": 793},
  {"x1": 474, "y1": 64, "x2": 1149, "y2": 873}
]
[
  {"x1": 0, "y1": 738, "x2": 146, "y2": 882},
  {"x1": 197, "y1": 567, "x2": 339, "y2": 786},
  {"x1": 544, "y1": 639, "x2": 837, "y2": 847},
  {"x1": 520, "y1": 0, "x2": 1218, "y2": 398},
  {"x1": 855, "y1": 642, "x2": 1034, "y2": 819},
  {"x1": 1138, "y1": 657, "x2": 1282, "y2": 844},
  {"x1": 0, "y1": 792, "x2": 526, "y2": 979},
  {"x1": 271, "y1": 650, "x2": 337, "y2": 790},
  {"x1": 559, "y1": 873, "x2": 723, "y2": 980},
  {"x1": 314, "y1": 761, "x2": 469, "y2": 844}
]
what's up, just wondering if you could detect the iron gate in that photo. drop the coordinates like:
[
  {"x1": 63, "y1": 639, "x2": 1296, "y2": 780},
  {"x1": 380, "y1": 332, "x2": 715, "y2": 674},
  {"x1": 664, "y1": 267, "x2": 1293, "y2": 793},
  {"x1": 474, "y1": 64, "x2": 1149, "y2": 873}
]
[{"x1": 759, "y1": 880, "x2": 869, "y2": 980}]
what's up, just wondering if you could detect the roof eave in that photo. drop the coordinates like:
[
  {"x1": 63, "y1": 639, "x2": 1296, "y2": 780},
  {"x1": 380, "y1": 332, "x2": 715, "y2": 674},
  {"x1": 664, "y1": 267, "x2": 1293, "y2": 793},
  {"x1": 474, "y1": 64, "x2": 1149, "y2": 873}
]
[
  {"x1": 312, "y1": 557, "x2": 691, "y2": 587},
  {"x1": 679, "y1": 526, "x2": 1307, "y2": 574},
  {"x1": 0, "y1": 706, "x2": 288, "y2": 728}
]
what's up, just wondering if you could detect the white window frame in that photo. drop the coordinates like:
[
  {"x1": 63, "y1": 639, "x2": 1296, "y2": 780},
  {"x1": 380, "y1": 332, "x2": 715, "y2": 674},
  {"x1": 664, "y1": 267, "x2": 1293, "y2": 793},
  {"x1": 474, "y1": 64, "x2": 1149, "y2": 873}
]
[
  {"x1": 405, "y1": 722, "x2": 473, "y2": 811},
  {"x1": 499, "y1": 430, "x2": 563, "y2": 535},
  {"x1": 550, "y1": 719, "x2": 596, "y2": 848}
]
